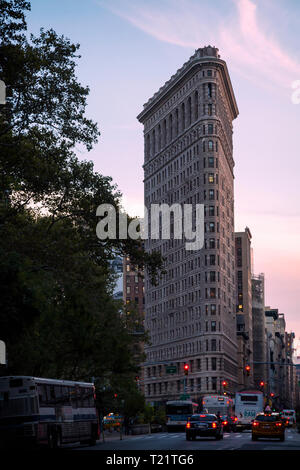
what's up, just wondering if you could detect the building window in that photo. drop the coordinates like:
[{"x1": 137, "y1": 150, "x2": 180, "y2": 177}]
[
  {"x1": 209, "y1": 206, "x2": 215, "y2": 216},
  {"x1": 197, "y1": 378, "x2": 201, "y2": 391},
  {"x1": 212, "y1": 377, "x2": 217, "y2": 390},
  {"x1": 208, "y1": 140, "x2": 214, "y2": 151},
  {"x1": 208, "y1": 173, "x2": 214, "y2": 184},
  {"x1": 208, "y1": 124, "x2": 214, "y2": 135},
  {"x1": 211, "y1": 358, "x2": 217, "y2": 371},
  {"x1": 208, "y1": 157, "x2": 214, "y2": 168},
  {"x1": 194, "y1": 91, "x2": 199, "y2": 120},
  {"x1": 211, "y1": 304, "x2": 216, "y2": 315}
]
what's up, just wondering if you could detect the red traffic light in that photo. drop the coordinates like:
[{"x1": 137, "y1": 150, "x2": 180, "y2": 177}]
[
  {"x1": 222, "y1": 380, "x2": 228, "y2": 387},
  {"x1": 184, "y1": 363, "x2": 189, "y2": 375},
  {"x1": 259, "y1": 381, "x2": 265, "y2": 388}
]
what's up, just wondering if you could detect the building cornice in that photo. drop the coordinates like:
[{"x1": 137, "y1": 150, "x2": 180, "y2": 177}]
[{"x1": 137, "y1": 46, "x2": 239, "y2": 124}]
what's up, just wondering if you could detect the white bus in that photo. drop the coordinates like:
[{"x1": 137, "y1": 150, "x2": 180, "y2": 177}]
[
  {"x1": 165, "y1": 400, "x2": 199, "y2": 431},
  {"x1": 0, "y1": 376, "x2": 99, "y2": 448},
  {"x1": 201, "y1": 395, "x2": 234, "y2": 416},
  {"x1": 234, "y1": 390, "x2": 264, "y2": 430}
]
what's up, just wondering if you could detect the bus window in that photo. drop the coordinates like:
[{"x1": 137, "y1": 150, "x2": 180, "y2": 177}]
[
  {"x1": 38, "y1": 384, "x2": 48, "y2": 407},
  {"x1": 9, "y1": 379, "x2": 23, "y2": 388},
  {"x1": 70, "y1": 387, "x2": 78, "y2": 409},
  {"x1": 62, "y1": 386, "x2": 70, "y2": 405},
  {"x1": 49, "y1": 385, "x2": 56, "y2": 404}
]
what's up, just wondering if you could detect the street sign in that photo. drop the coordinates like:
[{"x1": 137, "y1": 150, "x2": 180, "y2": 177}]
[
  {"x1": 166, "y1": 366, "x2": 177, "y2": 374},
  {"x1": 180, "y1": 394, "x2": 190, "y2": 400}
]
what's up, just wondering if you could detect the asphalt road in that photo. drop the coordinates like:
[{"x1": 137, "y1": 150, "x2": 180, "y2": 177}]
[{"x1": 74, "y1": 428, "x2": 300, "y2": 451}]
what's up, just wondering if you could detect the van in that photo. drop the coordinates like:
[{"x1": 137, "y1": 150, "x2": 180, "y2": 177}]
[{"x1": 281, "y1": 410, "x2": 296, "y2": 427}]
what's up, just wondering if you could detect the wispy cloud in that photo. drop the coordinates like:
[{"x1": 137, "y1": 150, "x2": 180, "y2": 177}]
[{"x1": 99, "y1": 0, "x2": 300, "y2": 89}]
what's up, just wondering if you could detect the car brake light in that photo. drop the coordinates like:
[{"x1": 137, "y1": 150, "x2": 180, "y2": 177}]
[
  {"x1": 252, "y1": 421, "x2": 259, "y2": 427},
  {"x1": 186, "y1": 422, "x2": 191, "y2": 429},
  {"x1": 276, "y1": 422, "x2": 282, "y2": 427},
  {"x1": 234, "y1": 417, "x2": 238, "y2": 422},
  {"x1": 212, "y1": 422, "x2": 217, "y2": 428},
  {"x1": 223, "y1": 421, "x2": 228, "y2": 426}
]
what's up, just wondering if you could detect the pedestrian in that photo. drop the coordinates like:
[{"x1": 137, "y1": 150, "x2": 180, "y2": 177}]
[{"x1": 124, "y1": 415, "x2": 130, "y2": 435}]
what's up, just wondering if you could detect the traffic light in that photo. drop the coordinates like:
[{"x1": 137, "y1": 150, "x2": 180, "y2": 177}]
[
  {"x1": 259, "y1": 381, "x2": 265, "y2": 390},
  {"x1": 222, "y1": 380, "x2": 228, "y2": 388},
  {"x1": 184, "y1": 363, "x2": 189, "y2": 376},
  {"x1": 245, "y1": 365, "x2": 251, "y2": 376},
  {"x1": 114, "y1": 393, "x2": 118, "y2": 398}
]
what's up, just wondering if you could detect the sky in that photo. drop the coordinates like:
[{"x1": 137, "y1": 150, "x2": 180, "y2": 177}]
[{"x1": 27, "y1": 0, "x2": 300, "y2": 340}]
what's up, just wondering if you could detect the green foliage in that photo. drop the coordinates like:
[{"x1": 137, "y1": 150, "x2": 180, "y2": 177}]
[{"x1": 0, "y1": 1, "x2": 163, "y2": 397}]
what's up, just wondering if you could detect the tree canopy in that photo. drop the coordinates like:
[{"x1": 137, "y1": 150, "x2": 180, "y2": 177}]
[{"x1": 0, "y1": 1, "x2": 163, "y2": 414}]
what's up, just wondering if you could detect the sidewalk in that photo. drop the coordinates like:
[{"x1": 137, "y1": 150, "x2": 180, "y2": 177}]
[{"x1": 98, "y1": 429, "x2": 153, "y2": 443}]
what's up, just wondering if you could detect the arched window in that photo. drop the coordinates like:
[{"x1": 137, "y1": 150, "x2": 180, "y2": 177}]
[
  {"x1": 152, "y1": 129, "x2": 156, "y2": 156},
  {"x1": 202, "y1": 140, "x2": 206, "y2": 152},
  {"x1": 194, "y1": 90, "x2": 199, "y2": 120},
  {"x1": 163, "y1": 119, "x2": 167, "y2": 147},
  {"x1": 181, "y1": 102, "x2": 185, "y2": 131},
  {"x1": 146, "y1": 134, "x2": 150, "y2": 159},
  {"x1": 169, "y1": 114, "x2": 173, "y2": 142},
  {"x1": 175, "y1": 108, "x2": 179, "y2": 136},
  {"x1": 158, "y1": 124, "x2": 161, "y2": 151},
  {"x1": 187, "y1": 96, "x2": 192, "y2": 126},
  {"x1": 208, "y1": 140, "x2": 214, "y2": 151}
]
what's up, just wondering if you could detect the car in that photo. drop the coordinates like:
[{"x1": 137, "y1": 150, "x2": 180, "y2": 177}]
[
  {"x1": 252, "y1": 413, "x2": 285, "y2": 441},
  {"x1": 186, "y1": 414, "x2": 223, "y2": 441},
  {"x1": 281, "y1": 410, "x2": 296, "y2": 427},
  {"x1": 221, "y1": 415, "x2": 237, "y2": 432}
]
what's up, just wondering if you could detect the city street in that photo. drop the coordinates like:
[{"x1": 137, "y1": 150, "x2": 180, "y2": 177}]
[{"x1": 74, "y1": 429, "x2": 300, "y2": 451}]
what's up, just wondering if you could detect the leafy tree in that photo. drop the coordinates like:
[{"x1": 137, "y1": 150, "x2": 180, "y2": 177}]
[{"x1": 0, "y1": 1, "x2": 163, "y2": 391}]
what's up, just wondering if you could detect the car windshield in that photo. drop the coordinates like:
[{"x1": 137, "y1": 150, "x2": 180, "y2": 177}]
[
  {"x1": 255, "y1": 415, "x2": 278, "y2": 422},
  {"x1": 190, "y1": 414, "x2": 216, "y2": 422}
]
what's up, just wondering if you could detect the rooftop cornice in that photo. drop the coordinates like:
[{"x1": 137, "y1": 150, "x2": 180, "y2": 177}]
[{"x1": 137, "y1": 46, "x2": 239, "y2": 123}]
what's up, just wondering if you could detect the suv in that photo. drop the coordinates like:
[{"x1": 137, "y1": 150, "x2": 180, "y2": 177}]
[
  {"x1": 186, "y1": 414, "x2": 223, "y2": 441},
  {"x1": 252, "y1": 413, "x2": 285, "y2": 441}
]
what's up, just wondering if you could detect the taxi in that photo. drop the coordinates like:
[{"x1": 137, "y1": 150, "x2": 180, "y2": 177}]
[{"x1": 252, "y1": 413, "x2": 285, "y2": 441}]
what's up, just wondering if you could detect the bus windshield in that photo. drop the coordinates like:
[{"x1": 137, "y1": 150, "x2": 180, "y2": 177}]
[
  {"x1": 0, "y1": 394, "x2": 38, "y2": 418},
  {"x1": 166, "y1": 404, "x2": 193, "y2": 415}
]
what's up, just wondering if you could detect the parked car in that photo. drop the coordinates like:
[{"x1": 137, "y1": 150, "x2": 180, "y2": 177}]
[
  {"x1": 186, "y1": 414, "x2": 223, "y2": 441},
  {"x1": 252, "y1": 413, "x2": 285, "y2": 441}
]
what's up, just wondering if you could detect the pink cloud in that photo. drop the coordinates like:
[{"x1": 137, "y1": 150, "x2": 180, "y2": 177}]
[{"x1": 101, "y1": 0, "x2": 300, "y2": 89}]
